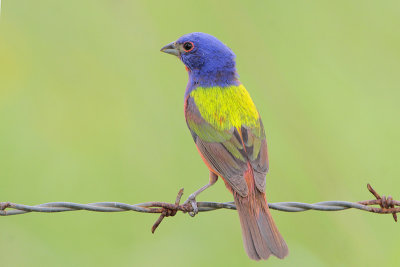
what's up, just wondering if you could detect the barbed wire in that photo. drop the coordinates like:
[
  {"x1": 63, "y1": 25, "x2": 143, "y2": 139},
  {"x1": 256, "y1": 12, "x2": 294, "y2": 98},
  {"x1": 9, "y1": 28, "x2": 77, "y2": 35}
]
[{"x1": 1, "y1": 184, "x2": 398, "y2": 233}]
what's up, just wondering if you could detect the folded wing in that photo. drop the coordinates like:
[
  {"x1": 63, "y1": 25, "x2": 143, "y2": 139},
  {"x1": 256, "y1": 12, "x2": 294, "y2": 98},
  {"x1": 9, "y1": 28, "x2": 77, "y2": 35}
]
[{"x1": 185, "y1": 96, "x2": 269, "y2": 196}]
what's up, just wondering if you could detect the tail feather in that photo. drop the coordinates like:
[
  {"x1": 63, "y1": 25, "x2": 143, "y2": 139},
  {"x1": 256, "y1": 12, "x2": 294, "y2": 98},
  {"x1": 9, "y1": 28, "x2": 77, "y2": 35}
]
[{"x1": 234, "y1": 190, "x2": 288, "y2": 260}]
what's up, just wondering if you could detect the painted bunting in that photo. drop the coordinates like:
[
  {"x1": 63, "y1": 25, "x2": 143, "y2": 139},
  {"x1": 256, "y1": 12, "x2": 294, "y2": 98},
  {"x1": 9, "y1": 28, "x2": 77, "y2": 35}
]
[{"x1": 161, "y1": 32, "x2": 288, "y2": 260}]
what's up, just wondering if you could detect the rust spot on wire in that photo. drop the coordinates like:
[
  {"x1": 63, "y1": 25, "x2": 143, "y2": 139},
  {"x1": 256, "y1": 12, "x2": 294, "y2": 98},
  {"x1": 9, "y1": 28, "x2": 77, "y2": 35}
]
[
  {"x1": 0, "y1": 202, "x2": 10, "y2": 214},
  {"x1": 151, "y1": 188, "x2": 193, "y2": 233},
  {"x1": 362, "y1": 184, "x2": 398, "y2": 222}
]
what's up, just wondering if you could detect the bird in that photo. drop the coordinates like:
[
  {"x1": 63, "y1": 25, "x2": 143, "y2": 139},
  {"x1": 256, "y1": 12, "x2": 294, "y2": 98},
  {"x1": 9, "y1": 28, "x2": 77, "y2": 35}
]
[{"x1": 160, "y1": 32, "x2": 288, "y2": 260}]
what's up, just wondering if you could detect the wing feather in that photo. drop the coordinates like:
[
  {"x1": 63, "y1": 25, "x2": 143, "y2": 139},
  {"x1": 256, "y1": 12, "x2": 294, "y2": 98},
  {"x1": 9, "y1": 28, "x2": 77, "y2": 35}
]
[{"x1": 185, "y1": 94, "x2": 269, "y2": 195}]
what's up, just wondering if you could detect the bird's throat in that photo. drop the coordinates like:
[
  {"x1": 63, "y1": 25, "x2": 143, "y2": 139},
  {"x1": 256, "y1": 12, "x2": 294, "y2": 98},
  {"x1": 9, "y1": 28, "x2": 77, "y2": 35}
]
[{"x1": 185, "y1": 68, "x2": 239, "y2": 98}]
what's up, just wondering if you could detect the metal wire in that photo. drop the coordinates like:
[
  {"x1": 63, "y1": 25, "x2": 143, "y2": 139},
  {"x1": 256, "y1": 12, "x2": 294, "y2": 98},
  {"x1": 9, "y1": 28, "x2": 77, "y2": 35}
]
[
  {"x1": 1, "y1": 184, "x2": 398, "y2": 232},
  {"x1": 1, "y1": 198, "x2": 399, "y2": 215},
  {"x1": 0, "y1": 200, "x2": 369, "y2": 216}
]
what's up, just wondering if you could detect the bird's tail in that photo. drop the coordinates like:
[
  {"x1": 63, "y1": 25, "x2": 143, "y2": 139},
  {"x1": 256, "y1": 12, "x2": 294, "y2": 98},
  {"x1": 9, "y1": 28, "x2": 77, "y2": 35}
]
[{"x1": 233, "y1": 189, "x2": 288, "y2": 260}]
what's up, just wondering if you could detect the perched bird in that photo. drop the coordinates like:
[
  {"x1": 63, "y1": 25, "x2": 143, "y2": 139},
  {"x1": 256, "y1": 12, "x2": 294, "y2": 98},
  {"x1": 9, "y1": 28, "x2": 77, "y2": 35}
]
[{"x1": 161, "y1": 32, "x2": 288, "y2": 260}]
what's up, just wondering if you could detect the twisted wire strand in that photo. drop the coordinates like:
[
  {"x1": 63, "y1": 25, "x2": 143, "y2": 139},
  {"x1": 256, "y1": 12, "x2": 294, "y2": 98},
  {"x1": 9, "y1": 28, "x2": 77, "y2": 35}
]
[
  {"x1": 1, "y1": 200, "x2": 399, "y2": 216},
  {"x1": 1, "y1": 184, "x2": 398, "y2": 232}
]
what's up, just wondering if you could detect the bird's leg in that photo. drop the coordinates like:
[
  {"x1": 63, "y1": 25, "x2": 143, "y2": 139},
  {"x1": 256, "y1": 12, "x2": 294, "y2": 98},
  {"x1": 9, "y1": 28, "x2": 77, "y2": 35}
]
[{"x1": 184, "y1": 172, "x2": 218, "y2": 217}]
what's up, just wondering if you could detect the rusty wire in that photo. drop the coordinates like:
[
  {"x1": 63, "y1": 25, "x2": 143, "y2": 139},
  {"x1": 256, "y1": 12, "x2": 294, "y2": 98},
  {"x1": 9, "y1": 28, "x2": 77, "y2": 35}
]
[{"x1": 1, "y1": 184, "x2": 398, "y2": 233}]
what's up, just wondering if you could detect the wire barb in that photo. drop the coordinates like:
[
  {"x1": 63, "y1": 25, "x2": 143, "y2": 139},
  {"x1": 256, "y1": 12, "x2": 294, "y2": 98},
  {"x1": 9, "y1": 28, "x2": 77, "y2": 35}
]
[
  {"x1": 365, "y1": 183, "x2": 397, "y2": 222},
  {"x1": 0, "y1": 184, "x2": 398, "y2": 232},
  {"x1": 151, "y1": 188, "x2": 192, "y2": 233}
]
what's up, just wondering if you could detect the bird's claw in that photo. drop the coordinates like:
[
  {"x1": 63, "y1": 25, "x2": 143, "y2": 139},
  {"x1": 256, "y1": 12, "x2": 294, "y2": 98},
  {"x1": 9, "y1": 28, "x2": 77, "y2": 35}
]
[{"x1": 184, "y1": 193, "x2": 198, "y2": 217}]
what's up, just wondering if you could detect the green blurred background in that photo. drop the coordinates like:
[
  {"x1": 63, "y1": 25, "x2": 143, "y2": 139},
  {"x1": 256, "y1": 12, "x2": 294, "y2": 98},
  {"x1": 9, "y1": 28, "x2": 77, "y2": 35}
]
[{"x1": 1, "y1": 0, "x2": 399, "y2": 266}]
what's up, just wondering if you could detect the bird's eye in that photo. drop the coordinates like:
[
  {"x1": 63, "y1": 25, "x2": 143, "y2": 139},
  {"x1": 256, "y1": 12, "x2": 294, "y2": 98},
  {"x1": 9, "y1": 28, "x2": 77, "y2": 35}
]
[{"x1": 183, "y1": 42, "x2": 194, "y2": 52}]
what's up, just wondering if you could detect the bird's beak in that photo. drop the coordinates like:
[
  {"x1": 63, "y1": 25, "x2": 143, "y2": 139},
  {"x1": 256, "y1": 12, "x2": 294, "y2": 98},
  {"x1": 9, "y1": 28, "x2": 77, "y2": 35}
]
[{"x1": 160, "y1": 42, "x2": 179, "y2": 57}]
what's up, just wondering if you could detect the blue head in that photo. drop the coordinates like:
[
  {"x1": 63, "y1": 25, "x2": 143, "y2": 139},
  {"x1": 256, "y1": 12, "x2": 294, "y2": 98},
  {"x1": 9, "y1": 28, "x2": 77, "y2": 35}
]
[{"x1": 161, "y1": 32, "x2": 240, "y2": 91}]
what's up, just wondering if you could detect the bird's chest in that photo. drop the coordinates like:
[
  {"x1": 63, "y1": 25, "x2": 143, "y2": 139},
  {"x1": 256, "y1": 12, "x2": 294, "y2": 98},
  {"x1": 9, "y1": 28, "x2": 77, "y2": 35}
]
[{"x1": 188, "y1": 85, "x2": 259, "y2": 131}]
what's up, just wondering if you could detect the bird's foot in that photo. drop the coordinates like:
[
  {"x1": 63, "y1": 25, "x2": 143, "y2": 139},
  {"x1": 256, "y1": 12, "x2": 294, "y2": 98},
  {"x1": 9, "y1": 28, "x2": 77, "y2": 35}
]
[{"x1": 184, "y1": 193, "x2": 198, "y2": 217}]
